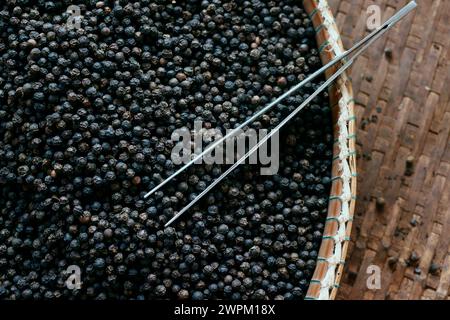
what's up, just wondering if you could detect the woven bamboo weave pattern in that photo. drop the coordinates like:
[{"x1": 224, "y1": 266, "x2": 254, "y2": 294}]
[{"x1": 327, "y1": 0, "x2": 450, "y2": 300}]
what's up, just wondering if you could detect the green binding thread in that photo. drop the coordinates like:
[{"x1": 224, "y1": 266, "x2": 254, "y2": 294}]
[
  {"x1": 332, "y1": 150, "x2": 357, "y2": 160},
  {"x1": 315, "y1": 24, "x2": 324, "y2": 33},
  {"x1": 334, "y1": 134, "x2": 356, "y2": 143},
  {"x1": 326, "y1": 216, "x2": 354, "y2": 223},
  {"x1": 319, "y1": 40, "x2": 330, "y2": 53}
]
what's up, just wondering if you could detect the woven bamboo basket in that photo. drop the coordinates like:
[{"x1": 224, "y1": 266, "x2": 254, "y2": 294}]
[{"x1": 302, "y1": 0, "x2": 357, "y2": 300}]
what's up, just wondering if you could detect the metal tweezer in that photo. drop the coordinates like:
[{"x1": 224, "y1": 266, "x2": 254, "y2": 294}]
[{"x1": 144, "y1": 1, "x2": 417, "y2": 227}]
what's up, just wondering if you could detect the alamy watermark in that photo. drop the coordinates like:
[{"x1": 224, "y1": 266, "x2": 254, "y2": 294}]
[
  {"x1": 171, "y1": 121, "x2": 280, "y2": 175},
  {"x1": 366, "y1": 264, "x2": 381, "y2": 290},
  {"x1": 66, "y1": 5, "x2": 82, "y2": 30},
  {"x1": 65, "y1": 265, "x2": 82, "y2": 290},
  {"x1": 366, "y1": 5, "x2": 382, "y2": 30}
]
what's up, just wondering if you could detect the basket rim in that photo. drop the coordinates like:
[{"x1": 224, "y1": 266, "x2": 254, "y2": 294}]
[{"x1": 303, "y1": 0, "x2": 358, "y2": 300}]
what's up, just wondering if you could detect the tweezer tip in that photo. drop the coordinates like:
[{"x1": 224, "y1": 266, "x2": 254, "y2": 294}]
[
  {"x1": 144, "y1": 187, "x2": 158, "y2": 198},
  {"x1": 164, "y1": 220, "x2": 173, "y2": 228}
]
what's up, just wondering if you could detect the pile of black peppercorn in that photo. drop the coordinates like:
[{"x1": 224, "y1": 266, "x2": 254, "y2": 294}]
[{"x1": 0, "y1": 0, "x2": 333, "y2": 300}]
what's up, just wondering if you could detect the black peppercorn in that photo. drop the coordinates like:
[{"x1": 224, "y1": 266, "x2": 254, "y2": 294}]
[{"x1": 0, "y1": 0, "x2": 332, "y2": 301}]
